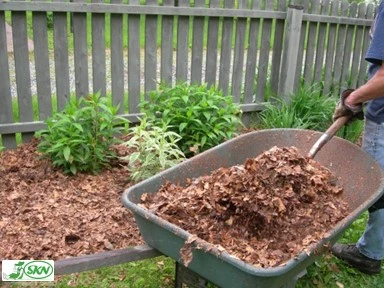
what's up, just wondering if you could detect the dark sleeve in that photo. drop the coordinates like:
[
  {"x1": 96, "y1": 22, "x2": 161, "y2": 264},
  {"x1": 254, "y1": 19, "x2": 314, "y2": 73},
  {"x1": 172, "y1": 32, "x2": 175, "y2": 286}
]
[{"x1": 366, "y1": 2, "x2": 384, "y2": 65}]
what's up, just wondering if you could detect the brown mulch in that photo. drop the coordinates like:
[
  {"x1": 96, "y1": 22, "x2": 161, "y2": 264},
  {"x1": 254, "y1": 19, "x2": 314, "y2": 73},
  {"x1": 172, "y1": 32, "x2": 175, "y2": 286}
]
[
  {"x1": 0, "y1": 138, "x2": 144, "y2": 262},
  {"x1": 141, "y1": 146, "x2": 349, "y2": 268}
]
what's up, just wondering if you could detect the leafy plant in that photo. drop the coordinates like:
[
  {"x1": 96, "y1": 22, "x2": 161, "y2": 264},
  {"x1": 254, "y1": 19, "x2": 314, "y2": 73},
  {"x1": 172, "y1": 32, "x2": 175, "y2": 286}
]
[
  {"x1": 121, "y1": 117, "x2": 186, "y2": 183},
  {"x1": 259, "y1": 84, "x2": 336, "y2": 131},
  {"x1": 141, "y1": 82, "x2": 243, "y2": 157},
  {"x1": 36, "y1": 93, "x2": 128, "y2": 175}
]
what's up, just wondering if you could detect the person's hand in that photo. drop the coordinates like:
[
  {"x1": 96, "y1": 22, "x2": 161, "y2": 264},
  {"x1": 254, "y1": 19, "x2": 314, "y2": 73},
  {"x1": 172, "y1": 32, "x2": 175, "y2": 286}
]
[{"x1": 333, "y1": 89, "x2": 364, "y2": 122}]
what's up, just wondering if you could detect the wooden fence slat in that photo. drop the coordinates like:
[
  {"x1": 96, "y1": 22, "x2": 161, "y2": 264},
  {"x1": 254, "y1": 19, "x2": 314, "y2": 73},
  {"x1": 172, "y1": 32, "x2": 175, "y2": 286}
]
[
  {"x1": 323, "y1": 0, "x2": 339, "y2": 95},
  {"x1": 358, "y1": 4, "x2": 375, "y2": 87},
  {"x1": 204, "y1": 0, "x2": 220, "y2": 87},
  {"x1": 145, "y1": 0, "x2": 158, "y2": 96},
  {"x1": 279, "y1": 4, "x2": 304, "y2": 101},
  {"x1": 190, "y1": 0, "x2": 205, "y2": 85},
  {"x1": 294, "y1": 1, "x2": 309, "y2": 92},
  {"x1": 243, "y1": 0, "x2": 261, "y2": 104},
  {"x1": 0, "y1": 11, "x2": 17, "y2": 148},
  {"x1": 350, "y1": 3, "x2": 365, "y2": 88},
  {"x1": 73, "y1": 0, "x2": 89, "y2": 99},
  {"x1": 176, "y1": 0, "x2": 189, "y2": 82},
  {"x1": 218, "y1": 0, "x2": 234, "y2": 95},
  {"x1": 53, "y1": 0, "x2": 70, "y2": 111},
  {"x1": 160, "y1": 0, "x2": 174, "y2": 85},
  {"x1": 12, "y1": 6, "x2": 34, "y2": 143},
  {"x1": 111, "y1": 0, "x2": 124, "y2": 112},
  {"x1": 270, "y1": 0, "x2": 286, "y2": 96},
  {"x1": 128, "y1": 0, "x2": 141, "y2": 114},
  {"x1": 231, "y1": 0, "x2": 247, "y2": 102},
  {"x1": 341, "y1": 3, "x2": 358, "y2": 89},
  {"x1": 92, "y1": 0, "x2": 106, "y2": 97},
  {"x1": 333, "y1": 2, "x2": 349, "y2": 94},
  {"x1": 303, "y1": 0, "x2": 321, "y2": 84},
  {"x1": 32, "y1": 0, "x2": 52, "y2": 120},
  {"x1": 255, "y1": 0, "x2": 274, "y2": 102},
  {"x1": 313, "y1": 0, "x2": 330, "y2": 84}
]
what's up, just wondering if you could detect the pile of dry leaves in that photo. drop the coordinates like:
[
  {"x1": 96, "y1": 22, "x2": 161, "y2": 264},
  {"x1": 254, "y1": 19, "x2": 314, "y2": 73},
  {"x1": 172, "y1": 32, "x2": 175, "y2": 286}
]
[
  {"x1": 141, "y1": 146, "x2": 349, "y2": 268},
  {"x1": 0, "y1": 139, "x2": 143, "y2": 262}
]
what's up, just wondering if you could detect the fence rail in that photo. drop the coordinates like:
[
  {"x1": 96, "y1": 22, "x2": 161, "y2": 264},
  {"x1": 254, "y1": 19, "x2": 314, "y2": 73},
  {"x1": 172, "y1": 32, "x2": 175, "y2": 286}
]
[{"x1": 0, "y1": 0, "x2": 377, "y2": 149}]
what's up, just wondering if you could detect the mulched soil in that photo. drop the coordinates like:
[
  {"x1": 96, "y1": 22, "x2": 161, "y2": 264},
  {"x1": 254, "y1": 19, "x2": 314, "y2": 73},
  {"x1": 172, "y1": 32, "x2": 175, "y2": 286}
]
[
  {"x1": 0, "y1": 138, "x2": 144, "y2": 262},
  {"x1": 141, "y1": 146, "x2": 349, "y2": 268}
]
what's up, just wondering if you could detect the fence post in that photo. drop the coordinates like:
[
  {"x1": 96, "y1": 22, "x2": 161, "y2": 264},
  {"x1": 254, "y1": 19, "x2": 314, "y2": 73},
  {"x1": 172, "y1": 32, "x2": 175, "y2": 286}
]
[{"x1": 279, "y1": 4, "x2": 304, "y2": 103}]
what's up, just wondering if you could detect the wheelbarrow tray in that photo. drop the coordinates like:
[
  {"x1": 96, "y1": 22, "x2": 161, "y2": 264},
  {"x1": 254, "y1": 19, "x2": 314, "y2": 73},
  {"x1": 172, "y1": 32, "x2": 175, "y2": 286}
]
[{"x1": 121, "y1": 129, "x2": 384, "y2": 288}]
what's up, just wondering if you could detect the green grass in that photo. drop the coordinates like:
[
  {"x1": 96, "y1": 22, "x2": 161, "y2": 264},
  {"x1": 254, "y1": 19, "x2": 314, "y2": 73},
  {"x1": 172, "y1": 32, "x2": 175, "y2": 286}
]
[
  {"x1": 3, "y1": 256, "x2": 175, "y2": 288},
  {"x1": 55, "y1": 256, "x2": 175, "y2": 288},
  {"x1": 296, "y1": 213, "x2": 384, "y2": 288}
]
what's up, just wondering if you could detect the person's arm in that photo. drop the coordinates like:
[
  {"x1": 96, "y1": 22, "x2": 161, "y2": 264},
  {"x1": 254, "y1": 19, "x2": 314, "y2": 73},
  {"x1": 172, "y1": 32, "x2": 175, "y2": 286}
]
[{"x1": 345, "y1": 63, "x2": 384, "y2": 109}]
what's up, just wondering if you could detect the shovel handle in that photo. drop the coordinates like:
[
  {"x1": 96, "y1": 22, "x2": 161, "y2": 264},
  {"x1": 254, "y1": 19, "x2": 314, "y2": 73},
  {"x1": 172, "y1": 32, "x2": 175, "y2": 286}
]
[{"x1": 307, "y1": 115, "x2": 351, "y2": 159}]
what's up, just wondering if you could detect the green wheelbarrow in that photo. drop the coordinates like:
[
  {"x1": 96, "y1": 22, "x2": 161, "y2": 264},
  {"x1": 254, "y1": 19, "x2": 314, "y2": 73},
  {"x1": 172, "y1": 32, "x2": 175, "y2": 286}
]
[{"x1": 121, "y1": 129, "x2": 384, "y2": 288}]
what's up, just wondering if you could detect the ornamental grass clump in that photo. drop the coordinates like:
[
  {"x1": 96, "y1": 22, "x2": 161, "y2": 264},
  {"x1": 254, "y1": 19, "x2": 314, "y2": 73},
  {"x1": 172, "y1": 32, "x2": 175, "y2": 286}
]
[
  {"x1": 141, "y1": 83, "x2": 243, "y2": 157},
  {"x1": 36, "y1": 94, "x2": 128, "y2": 175},
  {"x1": 121, "y1": 117, "x2": 186, "y2": 183},
  {"x1": 260, "y1": 85, "x2": 335, "y2": 131},
  {"x1": 259, "y1": 84, "x2": 363, "y2": 143}
]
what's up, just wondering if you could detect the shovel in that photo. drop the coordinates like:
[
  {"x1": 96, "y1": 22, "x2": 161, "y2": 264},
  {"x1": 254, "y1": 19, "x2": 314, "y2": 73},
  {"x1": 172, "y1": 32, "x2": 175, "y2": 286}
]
[{"x1": 307, "y1": 115, "x2": 352, "y2": 159}]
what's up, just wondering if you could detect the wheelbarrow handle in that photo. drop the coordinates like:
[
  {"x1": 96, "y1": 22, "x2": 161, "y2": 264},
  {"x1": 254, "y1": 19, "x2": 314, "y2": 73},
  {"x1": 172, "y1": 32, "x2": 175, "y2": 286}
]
[{"x1": 307, "y1": 115, "x2": 351, "y2": 159}]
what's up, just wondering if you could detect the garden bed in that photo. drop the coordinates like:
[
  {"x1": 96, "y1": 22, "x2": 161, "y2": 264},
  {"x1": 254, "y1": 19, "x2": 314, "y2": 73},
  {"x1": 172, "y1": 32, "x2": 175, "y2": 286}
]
[{"x1": 0, "y1": 138, "x2": 144, "y2": 262}]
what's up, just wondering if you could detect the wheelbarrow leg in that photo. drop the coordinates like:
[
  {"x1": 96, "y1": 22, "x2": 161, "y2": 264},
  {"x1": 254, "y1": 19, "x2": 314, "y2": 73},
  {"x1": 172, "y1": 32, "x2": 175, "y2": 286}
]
[
  {"x1": 174, "y1": 262, "x2": 209, "y2": 288},
  {"x1": 280, "y1": 269, "x2": 307, "y2": 288}
]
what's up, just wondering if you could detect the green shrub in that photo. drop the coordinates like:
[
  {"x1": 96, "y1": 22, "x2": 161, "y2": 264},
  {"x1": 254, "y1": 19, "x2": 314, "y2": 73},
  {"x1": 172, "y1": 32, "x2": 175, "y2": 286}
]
[
  {"x1": 36, "y1": 94, "x2": 128, "y2": 175},
  {"x1": 141, "y1": 83, "x2": 243, "y2": 157},
  {"x1": 121, "y1": 117, "x2": 185, "y2": 183},
  {"x1": 259, "y1": 85, "x2": 336, "y2": 131}
]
